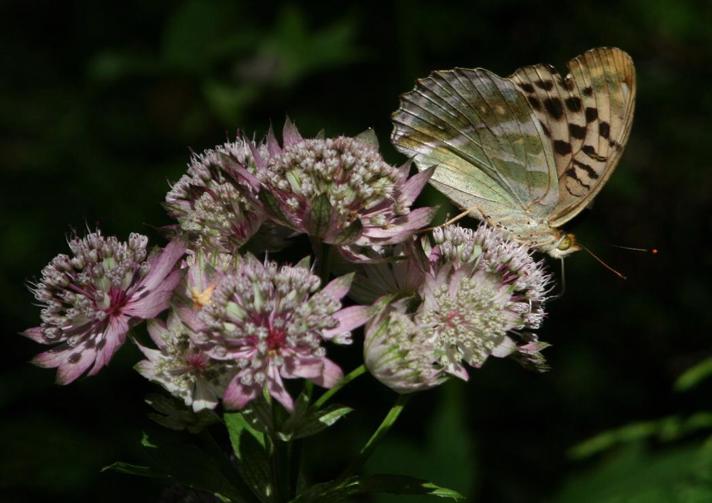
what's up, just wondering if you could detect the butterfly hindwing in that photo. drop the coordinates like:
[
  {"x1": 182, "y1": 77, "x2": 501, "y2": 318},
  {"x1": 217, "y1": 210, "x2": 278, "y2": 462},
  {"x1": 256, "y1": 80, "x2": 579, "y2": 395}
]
[
  {"x1": 392, "y1": 67, "x2": 559, "y2": 223},
  {"x1": 509, "y1": 47, "x2": 636, "y2": 226}
]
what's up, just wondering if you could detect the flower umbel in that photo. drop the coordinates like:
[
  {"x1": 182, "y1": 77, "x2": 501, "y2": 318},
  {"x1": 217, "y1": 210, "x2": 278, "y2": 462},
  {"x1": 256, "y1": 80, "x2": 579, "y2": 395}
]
[
  {"x1": 255, "y1": 121, "x2": 435, "y2": 260},
  {"x1": 197, "y1": 255, "x2": 369, "y2": 410},
  {"x1": 24, "y1": 231, "x2": 185, "y2": 384},
  {"x1": 136, "y1": 312, "x2": 234, "y2": 411},
  {"x1": 364, "y1": 297, "x2": 446, "y2": 394},
  {"x1": 165, "y1": 136, "x2": 265, "y2": 253},
  {"x1": 421, "y1": 225, "x2": 551, "y2": 378}
]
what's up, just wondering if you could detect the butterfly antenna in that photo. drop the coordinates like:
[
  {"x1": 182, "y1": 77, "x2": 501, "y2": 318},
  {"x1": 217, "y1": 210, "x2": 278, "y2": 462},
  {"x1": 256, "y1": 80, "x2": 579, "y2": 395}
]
[
  {"x1": 611, "y1": 244, "x2": 659, "y2": 255},
  {"x1": 580, "y1": 243, "x2": 627, "y2": 280}
]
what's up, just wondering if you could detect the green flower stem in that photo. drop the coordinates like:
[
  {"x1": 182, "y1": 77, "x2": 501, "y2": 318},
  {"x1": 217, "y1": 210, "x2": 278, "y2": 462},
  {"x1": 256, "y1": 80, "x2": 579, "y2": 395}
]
[
  {"x1": 342, "y1": 393, "x2": 411, "y2": 477},
  {"x1": 270, "y1": 402, "x2": 290, "y2": 503},
  {"x1": 310, "y1": 237, "x2": 333, "y2": 284},
  {"x1": 314, "y1": 364, "x2": 367, "y2": 409}
]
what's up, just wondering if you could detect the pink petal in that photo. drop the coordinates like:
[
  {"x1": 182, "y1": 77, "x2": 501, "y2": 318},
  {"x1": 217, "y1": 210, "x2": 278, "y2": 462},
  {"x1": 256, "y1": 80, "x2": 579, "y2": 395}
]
[
  {"x1": 282, "y1": 117, "x2": 303, "y2": 146},
  {"x1": 87, "y1": 316, "x2": 130, "y2": 376},
  {"x1": 400, "y1": 166, "x2": 435, "y2": 206},
  {"x1": 146, "y1": 319, "x2": 168, "y2": 348},
  {"x1": 281, "y1": 355, "x2": 323, "y2": 379},
  {"x1": 309, "y1": 358, "x2": 343, "y2": 388},
  {"x1": 223, "y1": 374, "x2": 257, "y2": 410},
  {"x1": 321, "y1": 273, "x2": 354, "y2": 301},
  {"x1": 135, "y1": 239, "x2": 186, "y2": 293},
  {"x1": 324, "y1": 305, "x2": 371, "y2": 340},
  {"x1": 22, "y1": 326, "x2": 46, "y2": 343},
  {"x1": 266, "y1": 126, "x2": 281, "y2": 156},
  {"x1": 56, "y1": 346, "x2": 98, "y2": 385},
  {"x1": 446, "y1": 363, "x2": 470, "y2": 382},
  {"x1": 125, "y1": 269, "x2": 182, "y2": 319},
  {"x1": 364, "y1": 207, "x2": 435, "y2": 240},
  {"x1": 267, "y1": 366, "x2": 294, "y2": 411}
]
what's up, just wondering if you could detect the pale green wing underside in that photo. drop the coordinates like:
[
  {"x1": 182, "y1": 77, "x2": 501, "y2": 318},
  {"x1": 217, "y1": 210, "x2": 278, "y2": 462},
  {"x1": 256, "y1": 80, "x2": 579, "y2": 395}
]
[{"x1": 391, "y1": 67, "x2": 559, "y2": 223}]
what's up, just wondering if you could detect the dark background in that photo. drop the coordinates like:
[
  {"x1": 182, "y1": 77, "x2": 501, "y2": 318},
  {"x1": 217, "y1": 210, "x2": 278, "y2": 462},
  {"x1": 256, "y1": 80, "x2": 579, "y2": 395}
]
[{"x1": 2, "y1": 1, "x2": 712, "y2": 502}]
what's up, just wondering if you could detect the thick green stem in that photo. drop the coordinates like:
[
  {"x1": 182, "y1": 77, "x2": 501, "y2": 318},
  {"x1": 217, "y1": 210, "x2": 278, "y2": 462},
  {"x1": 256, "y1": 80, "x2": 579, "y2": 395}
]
[
  {"x1": 310, "y1": 237, "x2": 333, "y2": 284},
  {"x1": 341, "y1": 393, "x2": 411, "y2": 478},
  {"x1": 314, "y1": 364, "x2": 367, "y2": 409}
]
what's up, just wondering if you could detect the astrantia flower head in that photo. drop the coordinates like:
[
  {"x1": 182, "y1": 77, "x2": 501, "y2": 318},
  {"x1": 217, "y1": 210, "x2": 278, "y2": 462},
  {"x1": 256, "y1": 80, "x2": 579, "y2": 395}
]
[
  {"x1": 420, "y1": 224, "x2": 551, "y2": 378},
  {"x1": 364, "y1": 297, "x2": 446, "y2": 394},
  {"x1": 197, "y1": 254, "x2": 369, "y2": 410},
  {"x1": 165, "y1": 136, "x2": 265, "y2": 253},
  {"x1": 172, "y1": 249, "x2": 237, "y2": 332},
  {"x1": 24, "y1": 231, "x2": 185, "y2": 384},
  {"x1": 136, "y1": 312, "x2": 234, "y2": 412},
  {"x1": 254, "y1": 120, "x2": 435, "y2": 261}
]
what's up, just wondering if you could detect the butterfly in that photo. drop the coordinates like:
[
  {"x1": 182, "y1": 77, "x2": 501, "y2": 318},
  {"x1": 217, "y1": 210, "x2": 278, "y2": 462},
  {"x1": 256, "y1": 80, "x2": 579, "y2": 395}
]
[{"x1": 391, "y1": 47, "x2": 636, "y2": 258}]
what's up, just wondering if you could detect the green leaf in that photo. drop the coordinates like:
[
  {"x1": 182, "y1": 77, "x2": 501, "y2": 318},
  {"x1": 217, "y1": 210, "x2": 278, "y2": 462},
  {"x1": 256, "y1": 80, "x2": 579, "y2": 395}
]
[
  {"x1": 279, "y1": 403, "x2": 354, "y2": 441},
  {"x1": 569, "y1": 412, "x2": 712, "y2": 459},
  {"x1": 675, "y1": 357, "x2": 712, "y2": 392},
  {"x1": 146, "y1": 393, "x2": 221, "y2": 434},
  {"x1": 235, "y1": 433, "x2": 273, "y2": 503},
  {"x1": 225, "y1": 412, "x2": 267, "y2": 456},
  {"x1": 101, "y1": 461, "x2": 168, "y2": 479},
  {"x1": 358, "y1": 474, "x2": 464, "y2": 500},
  {"x1": 138, "y1": 430, "x2": 254, "y2": 503},
  {"x1": 290, "y1": 474, "x2": 464, "y2": 502}
]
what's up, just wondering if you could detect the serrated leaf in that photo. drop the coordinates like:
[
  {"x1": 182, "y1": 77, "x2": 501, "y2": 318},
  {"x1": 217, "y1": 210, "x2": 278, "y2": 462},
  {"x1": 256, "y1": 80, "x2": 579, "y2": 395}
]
[
  {"x1": 225, "y1": 412, "x2": 267, "y2": 457},
  {"x1": 279, "y1": 404, "x2": 353, "y2": 441},
  {"x1": 235, "y1": 433, "x2": 273, "y2": 503},
  {"x1": 138, "y1": 430, "x2": 255, "y2": 503},
  {"x1": 145, "y1": 393, "x2": 221, "y2": 434}
]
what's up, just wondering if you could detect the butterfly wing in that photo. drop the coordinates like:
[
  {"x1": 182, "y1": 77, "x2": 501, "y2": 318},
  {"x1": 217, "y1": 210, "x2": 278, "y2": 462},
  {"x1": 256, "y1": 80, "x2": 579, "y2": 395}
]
[
  {"x1": 508, "y1": 47, "x2": 636, "y2": 227},
  {"x1": 391, "y1": 67, "x2": 559, "y2": 226}
]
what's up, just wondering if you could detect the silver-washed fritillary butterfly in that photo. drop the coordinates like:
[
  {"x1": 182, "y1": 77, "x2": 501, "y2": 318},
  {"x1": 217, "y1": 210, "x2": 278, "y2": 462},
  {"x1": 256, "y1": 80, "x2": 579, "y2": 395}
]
[{"x1": 391, "y1": 47, "x2": 636, "y2": 258}]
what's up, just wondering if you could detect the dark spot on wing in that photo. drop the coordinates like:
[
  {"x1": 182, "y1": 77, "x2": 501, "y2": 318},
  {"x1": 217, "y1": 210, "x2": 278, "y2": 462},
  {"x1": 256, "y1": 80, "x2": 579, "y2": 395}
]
[
  {"x1": 528, "y1": 96, "x2": 541, "y2": 111},
  {"x1": 554, "y1": 140, "x2": 572, "y2": 155},
  {"x1": 568, "y1": 123, "x2": 587, "y2": 139},
  {"x1": 573, "y1": 159, "x2": 600, "y2": 179},
  {"x1": 582, "y1": 86, "x2": 593, "y2": 96},
  {"x1": 585, "y1": 107, "x2": 598, "y2": 122},
  {"x1": 599, "y1": 121, "x2": 610, "y2": 139},
  {"x1": 535, "y1": 79, "x2": 554, "y2": 91},
  {"x1": 565, "y1": 97, "x2": 582, "y2": 112},
  {"x1": 69, "y1": 353, "x2": 82, "y2": 363},
  {"x1": 543, "y1": 98, "x2": 564, "y2": 120},
  {"x1": 97, "y1": 339, "x2": 106, "y2": 350},
  {"x1": 582, "y1": 145, "x2": 607, "y2": 161},
  {"x1": 539, "y1": 120, "x2": 551, "y2": 138},
  {"x1": 562, "y1": 77, "x2": 575, "y2": 91},
  {"x1": 519, "y1": 82, "x2": 535, "y2": 93},
  {"x1": 565, "y1": 168, "x2": 591, "y2": 190}
]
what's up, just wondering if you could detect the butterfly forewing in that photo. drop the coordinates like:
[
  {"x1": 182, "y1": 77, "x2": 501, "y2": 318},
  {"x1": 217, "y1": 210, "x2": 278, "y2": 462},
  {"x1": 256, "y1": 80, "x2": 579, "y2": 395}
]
[
  {"x1": 508, "y1": 47, "x2": 636, "y2": 226},
  {"x1": 392, "y1": 67, "x2": 559, "y2": 222}
]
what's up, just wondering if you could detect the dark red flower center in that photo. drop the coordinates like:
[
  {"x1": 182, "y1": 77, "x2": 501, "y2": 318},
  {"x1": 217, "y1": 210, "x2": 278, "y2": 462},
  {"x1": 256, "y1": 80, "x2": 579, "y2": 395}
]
[
  {"x1": 106, "y1": 287, "x2": 129, "y2": 316},
  {"x1": 267, "y1": 327, "x2": 287, "y2": 350}
]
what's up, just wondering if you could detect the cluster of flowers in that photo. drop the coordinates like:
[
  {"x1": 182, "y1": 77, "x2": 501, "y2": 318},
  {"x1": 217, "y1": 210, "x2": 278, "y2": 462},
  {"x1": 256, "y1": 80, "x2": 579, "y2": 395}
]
[{"x1": 23, "y1": 120, "x2": 551, "y2": 412}]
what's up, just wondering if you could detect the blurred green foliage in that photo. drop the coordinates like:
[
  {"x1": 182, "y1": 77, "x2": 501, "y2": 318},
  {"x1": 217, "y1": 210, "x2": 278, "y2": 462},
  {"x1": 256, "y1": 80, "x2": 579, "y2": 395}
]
[{"x1": 2, "y1": 0, "x2": 712, "y2": 502}]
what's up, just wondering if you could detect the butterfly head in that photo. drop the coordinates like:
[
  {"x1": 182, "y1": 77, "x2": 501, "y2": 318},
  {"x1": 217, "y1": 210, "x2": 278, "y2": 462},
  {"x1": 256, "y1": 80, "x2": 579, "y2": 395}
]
[{"x1": 549, "y1": 233, "x2": 581, "y2": 259}]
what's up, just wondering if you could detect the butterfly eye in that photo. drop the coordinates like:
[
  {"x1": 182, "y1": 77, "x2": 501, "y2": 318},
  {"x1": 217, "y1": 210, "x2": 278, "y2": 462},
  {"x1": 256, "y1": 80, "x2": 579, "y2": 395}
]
[{"x1": 557, "y1": 235, "x2": 573, "y2": 251}]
